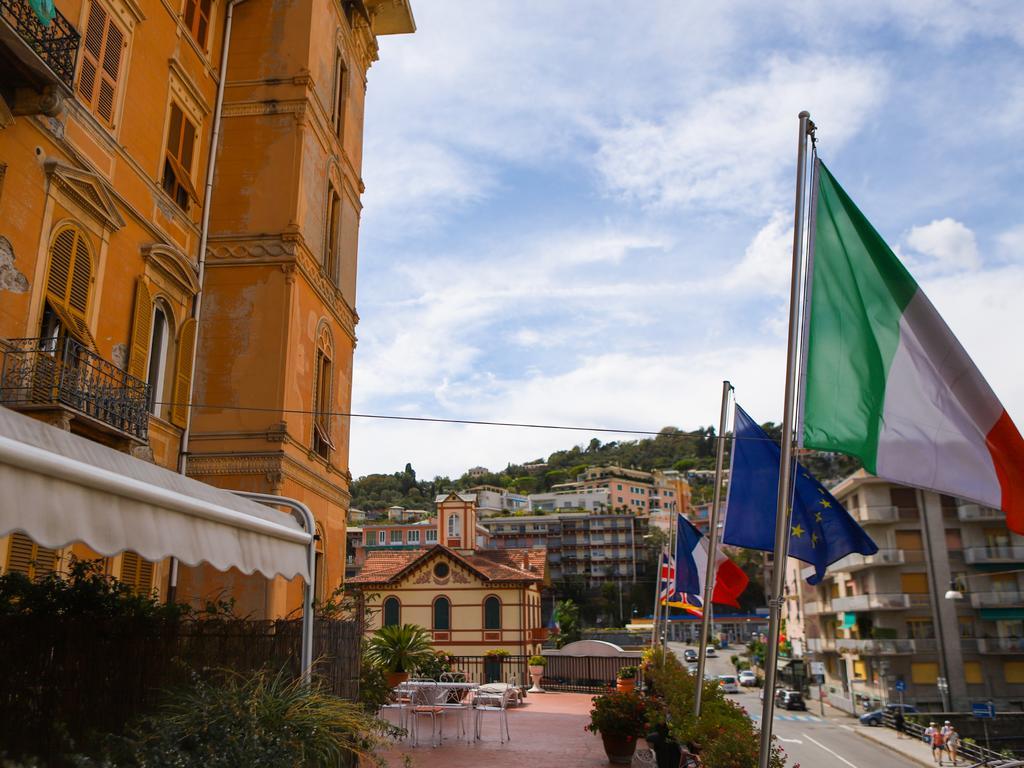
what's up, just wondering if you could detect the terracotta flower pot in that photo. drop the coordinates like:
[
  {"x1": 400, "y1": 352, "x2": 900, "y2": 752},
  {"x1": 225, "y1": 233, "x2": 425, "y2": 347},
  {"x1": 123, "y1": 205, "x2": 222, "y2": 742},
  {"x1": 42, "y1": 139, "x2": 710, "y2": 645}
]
[
  {"x1": 386, "y1": 670, "x2": 410, "y2": 688},
  {"x1": 601, "y1": 733, "x2": 638, "y2": 764},
  {"x1": 616, "y1": 677, "x2": 636, "y2": 693}
]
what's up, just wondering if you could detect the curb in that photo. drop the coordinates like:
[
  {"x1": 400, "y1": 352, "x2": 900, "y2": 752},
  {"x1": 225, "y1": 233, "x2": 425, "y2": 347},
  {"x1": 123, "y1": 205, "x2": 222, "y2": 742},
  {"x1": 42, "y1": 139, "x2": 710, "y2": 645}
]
[{"x1": 852, "y1": 727, "x2": 934, "y2": 768}]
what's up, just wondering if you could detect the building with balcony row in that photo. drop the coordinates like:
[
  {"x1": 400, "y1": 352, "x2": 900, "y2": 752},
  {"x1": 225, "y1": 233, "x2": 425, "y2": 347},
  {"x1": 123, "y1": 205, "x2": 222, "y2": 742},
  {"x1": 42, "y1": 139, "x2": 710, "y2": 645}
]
[
  {"x1": 786, "y1": 471, "x2": 1024, "y2": 710},
  {"x1": 0, "y1": 0, "x2": 415, "y2": 616}
]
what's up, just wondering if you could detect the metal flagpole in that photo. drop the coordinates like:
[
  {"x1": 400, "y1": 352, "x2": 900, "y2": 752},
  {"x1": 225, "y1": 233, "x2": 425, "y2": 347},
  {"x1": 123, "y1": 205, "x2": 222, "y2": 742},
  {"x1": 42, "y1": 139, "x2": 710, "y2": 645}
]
[
  {"x1": 662, "y1": 518, "x2": 678, "y2": 650},
  {"x1": 695, "y1": 379, "x2": 733, "y2": 716},
  {"x1": 757, "y1": 110, "x2": 814, "y2": 768},
  {"x1": 651, "y1": 544, "x2": 665, "y2": 647}
]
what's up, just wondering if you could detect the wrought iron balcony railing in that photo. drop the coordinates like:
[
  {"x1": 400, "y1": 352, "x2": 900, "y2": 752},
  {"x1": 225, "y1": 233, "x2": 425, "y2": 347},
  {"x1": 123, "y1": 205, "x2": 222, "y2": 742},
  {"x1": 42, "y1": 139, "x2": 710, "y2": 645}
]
[
  {"x1": 0, "y1": 336, "x2": 150, "y2": 441},
  {"x1": 1, "y1": 0, "x2": 81, "y2": 92}
]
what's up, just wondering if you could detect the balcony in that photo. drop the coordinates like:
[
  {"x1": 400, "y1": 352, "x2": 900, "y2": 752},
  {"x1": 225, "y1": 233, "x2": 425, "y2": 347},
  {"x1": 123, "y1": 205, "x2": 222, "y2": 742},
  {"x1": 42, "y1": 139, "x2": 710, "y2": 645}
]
[
  {"x1": 965, "y1": 546, "x2": 1024, "y2": 564},
  {"x1": 0, "y1": 0, "x2": 80, "y2": 117},
  {"x1": 958, "y1": 504, "x2": 1005, "y2": 522},
  {"x1": 833, "y1": 549, "x2": 906, "y2": 572},
  {"x1": 0, "y1": 336, "x2": 149, "y2": 442},
  {"x1": 851, "y1": 505, "x2": 900, "y2": 525},
  {"x1": 832, "y1": 593, "x2": 911, "y2": 612},
  {"x1": 806, "y1": 637, "x2": 835, "y2": 653},
  {"x1": 835, "y1": 638, "x2": 915, "y2": 655},
  {"x1": 978, "y1": 638, "x2": 1024, "y2": 654},
  {"x1": 970, "y1": 591, "x2": 1024, "y2": 609}
]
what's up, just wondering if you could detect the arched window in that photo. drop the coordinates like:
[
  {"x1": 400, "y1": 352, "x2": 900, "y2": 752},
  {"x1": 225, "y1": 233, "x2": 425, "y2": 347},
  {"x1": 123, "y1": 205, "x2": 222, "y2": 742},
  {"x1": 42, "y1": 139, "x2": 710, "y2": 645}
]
[
  {"x1": 145, "y1": 302, "x2": 175, "y2": 416},
  {"x1": 447, "y1": 514, "x2": 459, "y2": 538},
  {"x1": 312, "y1": 324, "x2": 334, "y2": 459},
  {"x1": 383, "y1": 596, "x2": 400, "y2": 627},
  {"x1": 484, "y1": 595, "x2": 501, "y2": 630},
  {"x1": 433, "y1": 596, "x2": 450, "y2": 630},
  {"x1": 40, "y1": 225, "x2": 95, "y2": 346}
]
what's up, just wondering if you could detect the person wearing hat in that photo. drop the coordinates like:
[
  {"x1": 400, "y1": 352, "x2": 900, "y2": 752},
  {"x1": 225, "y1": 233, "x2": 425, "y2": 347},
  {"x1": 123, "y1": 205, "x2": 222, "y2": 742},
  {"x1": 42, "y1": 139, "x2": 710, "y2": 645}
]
[
  {"x1": 946, "y1": 725, "x2": 961, "y2": 766},
  {"x1": 924, "y1": 721, "x2": 938, "y2": 745}
]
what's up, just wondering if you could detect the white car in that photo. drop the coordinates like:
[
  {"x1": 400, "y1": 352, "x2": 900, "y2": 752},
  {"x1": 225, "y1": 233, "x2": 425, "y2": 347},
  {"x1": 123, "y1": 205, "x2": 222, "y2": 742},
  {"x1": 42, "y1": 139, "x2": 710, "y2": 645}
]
[
  {"x1": 705, "y1": 645, "x2": 717, "y2": 657},
  {"x1": 718, "y1": 674, "x2": 740, "y2": 694},
  {"x1": 738, "y1": 670, "x2": 758, "y2": 687}
]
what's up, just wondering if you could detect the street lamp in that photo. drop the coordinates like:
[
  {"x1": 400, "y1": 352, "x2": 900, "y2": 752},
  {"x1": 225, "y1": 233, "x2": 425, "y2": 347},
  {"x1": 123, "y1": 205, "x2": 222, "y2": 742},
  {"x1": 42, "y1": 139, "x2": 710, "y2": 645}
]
[{"x1": 944, "y1": 579, "x2": 964, "y2": 601}]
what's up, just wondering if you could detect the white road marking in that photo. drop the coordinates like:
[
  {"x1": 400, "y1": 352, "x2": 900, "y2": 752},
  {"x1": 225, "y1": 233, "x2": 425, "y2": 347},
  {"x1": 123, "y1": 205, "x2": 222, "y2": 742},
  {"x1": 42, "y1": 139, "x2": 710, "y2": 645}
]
[
  {"x1": 840, "y1": 725, "x2": 854, "y2": 731},
  {"x1": 777, "y1": 736, "x2": 804, "y2": 744},
  {"x1": 804, "y1": 733, "x2": 859, "y2": 768}
]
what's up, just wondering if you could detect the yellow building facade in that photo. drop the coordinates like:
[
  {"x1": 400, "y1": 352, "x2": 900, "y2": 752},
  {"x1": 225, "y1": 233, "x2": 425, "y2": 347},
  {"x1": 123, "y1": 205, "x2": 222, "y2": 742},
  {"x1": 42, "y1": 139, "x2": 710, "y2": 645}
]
[
  {"x1": 0, "y1": 0, "x2": 415, "y2": 615},
  {"x1": 351, "y1": 494, "x2": 549, "y2": 656}
]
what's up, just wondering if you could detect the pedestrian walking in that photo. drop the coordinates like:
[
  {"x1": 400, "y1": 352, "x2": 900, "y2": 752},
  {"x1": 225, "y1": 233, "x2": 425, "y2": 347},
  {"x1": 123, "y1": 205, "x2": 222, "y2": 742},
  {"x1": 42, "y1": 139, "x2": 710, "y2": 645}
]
[
  {"x1": 894, "y1": 708, "x2": 906, "y2": 739},
  {"x1": 931, "y1": 727, "x2": 947, "y2": 766},
  {"x1": 924, "y1": 721, "x2": 938, "y2": 745},
  {"x1": 946, "y1": 727, "x2": 960, "y2": 766},
  {"x1": 941, "y1": 720, "x2": 953, "y2": 739}
]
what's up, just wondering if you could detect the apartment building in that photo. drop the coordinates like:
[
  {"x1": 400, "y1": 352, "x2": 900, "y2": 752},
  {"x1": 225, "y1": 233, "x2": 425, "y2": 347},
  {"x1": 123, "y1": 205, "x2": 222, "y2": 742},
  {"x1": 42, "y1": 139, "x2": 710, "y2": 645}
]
[
  {"x1": 797, "y1": 471, "x2": 1024, "y2": 710},
  {"x1": 577, "y1": 465, "x2": 655, "y2": 513},
  {"x1": 467, "y1": 485, "x2": 530, "y2": 516},
  {"x1": 0, "y1": 0, "x2": 416, "y2": 616}
]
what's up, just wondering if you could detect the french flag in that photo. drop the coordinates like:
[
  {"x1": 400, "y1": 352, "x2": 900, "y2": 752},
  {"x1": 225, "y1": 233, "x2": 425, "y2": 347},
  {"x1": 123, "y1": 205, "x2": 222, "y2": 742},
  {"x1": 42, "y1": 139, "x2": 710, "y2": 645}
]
[{"x1": 673, "y1": 513, "x2": 748, "y2": 609}]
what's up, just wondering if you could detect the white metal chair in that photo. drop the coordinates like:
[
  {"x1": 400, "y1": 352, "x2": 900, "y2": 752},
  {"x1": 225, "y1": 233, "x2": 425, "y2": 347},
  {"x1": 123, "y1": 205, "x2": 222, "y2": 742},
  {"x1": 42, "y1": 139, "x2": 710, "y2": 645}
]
[
  {"x1": 433, "y1": 674, "x2": 473, "y2": 743},
  {"x1": 407, "y1": 684, "x2": 445, "y2": 747},
  {"x1": 378, "y1": 683, "x2": 410, "y2": 735},
  {"x1": 474, "y1": 686, "x2": 513, "y2": 743}
]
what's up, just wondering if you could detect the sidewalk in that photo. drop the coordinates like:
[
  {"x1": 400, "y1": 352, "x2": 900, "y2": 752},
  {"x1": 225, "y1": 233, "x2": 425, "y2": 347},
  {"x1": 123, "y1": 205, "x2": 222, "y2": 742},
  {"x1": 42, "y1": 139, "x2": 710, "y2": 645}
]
[{"x1": 852, "y1": 723, "x2": 950, "y2": 767}]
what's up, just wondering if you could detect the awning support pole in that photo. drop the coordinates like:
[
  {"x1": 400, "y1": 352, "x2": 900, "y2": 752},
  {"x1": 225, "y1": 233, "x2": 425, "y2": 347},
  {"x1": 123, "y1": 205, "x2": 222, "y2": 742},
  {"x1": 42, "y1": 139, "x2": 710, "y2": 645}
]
[{"x1": 233, "y1": 491, "x2": 316, "y2": 686}]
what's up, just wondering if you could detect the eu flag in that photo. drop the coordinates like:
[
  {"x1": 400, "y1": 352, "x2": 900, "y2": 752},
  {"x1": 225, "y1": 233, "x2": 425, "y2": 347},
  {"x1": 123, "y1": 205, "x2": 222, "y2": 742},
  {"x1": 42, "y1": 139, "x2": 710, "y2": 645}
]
[{"x1": 722, "y1": 404, "x2": 878, "y2": 584}]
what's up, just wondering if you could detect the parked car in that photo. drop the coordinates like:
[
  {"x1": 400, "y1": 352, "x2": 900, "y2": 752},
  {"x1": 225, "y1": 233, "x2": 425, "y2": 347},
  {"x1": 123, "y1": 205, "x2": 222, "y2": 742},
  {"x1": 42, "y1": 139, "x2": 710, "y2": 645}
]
[
  {"x1": 705, "y1": 645, "x2": 717, "y2": 657},
  {"x1": 859, "y1": 703, "x2": 919, "y2": 726},
  {"x1": 738, "y1": 670, "x2": 758, "y2": 687},
  {"x1": 775, "y1": 690, "x2": 807, "y2": 711},
  {"x1": 683, "y1": 649, "x2": 698, "y2": 662},
  {"x1": 719, "y1": 675, "x2": 740, "y2": 694}
]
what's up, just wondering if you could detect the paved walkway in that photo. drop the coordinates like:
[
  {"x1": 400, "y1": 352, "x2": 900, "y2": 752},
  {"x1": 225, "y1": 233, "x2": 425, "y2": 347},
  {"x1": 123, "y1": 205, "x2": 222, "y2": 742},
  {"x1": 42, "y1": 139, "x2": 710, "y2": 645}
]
[
  {"x1": 376, "y1": 691, "x2": 616, "y2": 768},
  {"x1": 852, "y1": 723, "x2": 974, "y2": 768}
]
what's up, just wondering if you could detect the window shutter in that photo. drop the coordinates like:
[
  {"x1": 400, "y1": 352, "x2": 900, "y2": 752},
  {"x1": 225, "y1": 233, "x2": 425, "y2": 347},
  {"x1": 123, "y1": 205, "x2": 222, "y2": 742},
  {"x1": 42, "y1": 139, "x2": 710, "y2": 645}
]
[
  {"x1": 127, "y1": 279, "x2": 152, "y2": 380},
  {"x1": 120, "y1": 551, "x2": 153, "y2": 593},
  {"x1": 96, "y1": 21, "x2": 124, "y2": 124},
  {"x1": 169, "y1": 317, "x2": 196, "y2": 427},
  {"x1": 46, "y1": 228, "x2": 76, "y2": 304},
  {"x1": 67, "y1": 232, "x2": 92, "y2": 317},
  {"x1": 77, "y1": 3, "x2": 106, "y2": 104},
  {"x1": 5, "y1": 533, "x2": 57, "y2": 581}
]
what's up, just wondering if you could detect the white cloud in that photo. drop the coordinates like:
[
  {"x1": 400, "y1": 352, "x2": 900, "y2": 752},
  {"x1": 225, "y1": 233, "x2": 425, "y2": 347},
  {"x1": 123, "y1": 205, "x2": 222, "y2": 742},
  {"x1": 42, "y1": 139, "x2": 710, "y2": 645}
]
[
  {"x1": 996, "y1": 224, "x2": 1024, "y2": 262},
  {"x1": 725, "y1": 211, "x2": 793, "y2": 296},
  {"x1": 594, "y1": 56, "x2": 887, "y2": 213},
  {"x1": 904, "y1": 218, "x2": 981, "y2": 273}
]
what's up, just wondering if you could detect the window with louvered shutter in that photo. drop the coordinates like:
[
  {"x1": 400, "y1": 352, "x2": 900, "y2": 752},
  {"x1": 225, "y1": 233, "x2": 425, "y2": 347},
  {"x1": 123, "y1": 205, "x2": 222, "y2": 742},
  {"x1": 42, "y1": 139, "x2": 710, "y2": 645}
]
[
  {"x1": 169, "y1": 318, "x2": 196, "y2": 428},
  {"x1": 162, "y1": 103, "x2": 199, "y2": 211},
  {"x1": 183, "y1": 0, "x2": 212, "y2": 48},
  {"x1": 312, "y1": 348, "x2": 333, "y2": 459},
  {"x1": 119, "y1": 550, "x2": 154, "y2": 593},
  {"x1": 76, "y1": 3, "x2": 125, "y2": 127},
  {"x1": 127, "y1": 279, "x2": 152, "y2": 381},
  {"x1": 5, "y1": 533, "x2": 57, "y2": 582},
  {"x1": 43, "y1": 227, "x2": 95, "y2": 346}
]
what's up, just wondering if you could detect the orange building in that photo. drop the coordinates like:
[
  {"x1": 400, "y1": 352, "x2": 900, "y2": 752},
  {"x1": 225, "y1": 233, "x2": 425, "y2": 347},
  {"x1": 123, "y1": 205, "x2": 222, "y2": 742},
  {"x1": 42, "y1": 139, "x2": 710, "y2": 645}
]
[{"x1": 0, "y1": 0, "x2": 415, "y2": 615}]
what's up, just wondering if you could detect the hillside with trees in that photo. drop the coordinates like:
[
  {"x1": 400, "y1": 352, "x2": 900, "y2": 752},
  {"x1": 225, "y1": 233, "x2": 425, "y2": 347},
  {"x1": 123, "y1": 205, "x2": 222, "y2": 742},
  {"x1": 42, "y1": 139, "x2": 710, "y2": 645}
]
[{"x1": 349, "y1": 425, "x2": 859, "y2": 512}]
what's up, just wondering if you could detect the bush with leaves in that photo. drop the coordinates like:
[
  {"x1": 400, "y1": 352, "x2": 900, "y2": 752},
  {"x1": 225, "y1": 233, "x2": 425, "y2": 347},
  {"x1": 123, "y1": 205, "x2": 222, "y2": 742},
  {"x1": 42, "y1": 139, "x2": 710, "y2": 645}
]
[
  {"x1": 364, "y1": 624, "x2": 435, "y2": 673},
  {"x1": 646, "y1": 649, "x2": 788, "y2": 768},
  {"x1": 79, "y1": 669, "x2": 400, "y2": 768}
]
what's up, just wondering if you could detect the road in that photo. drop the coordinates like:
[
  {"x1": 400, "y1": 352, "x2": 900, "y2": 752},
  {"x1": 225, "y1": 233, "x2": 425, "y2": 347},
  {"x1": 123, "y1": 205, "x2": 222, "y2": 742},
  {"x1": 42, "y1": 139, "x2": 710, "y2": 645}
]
[{"x1": 667, "y1": 642, "x2": 921, "y2": 768}]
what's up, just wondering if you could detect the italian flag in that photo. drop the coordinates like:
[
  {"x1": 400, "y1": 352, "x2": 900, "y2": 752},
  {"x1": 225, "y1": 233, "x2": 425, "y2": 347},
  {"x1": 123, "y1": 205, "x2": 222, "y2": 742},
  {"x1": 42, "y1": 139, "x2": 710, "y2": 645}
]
[{"x1": 801, "y1": 160, "x2": 1024, "y2": 534}]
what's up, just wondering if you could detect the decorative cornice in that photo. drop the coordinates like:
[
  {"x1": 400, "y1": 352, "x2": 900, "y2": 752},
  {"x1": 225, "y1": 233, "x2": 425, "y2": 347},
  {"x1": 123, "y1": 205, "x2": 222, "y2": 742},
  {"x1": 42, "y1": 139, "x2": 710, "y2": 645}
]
[
  {"x1": 186, "y1": 450, "x2": 351, "y2": 505},
  {"x1": 168, "y1": 58, "x2": 212, "y2": 118},
  {"x1": 221, "y1": 100, "x2": 308, "y2": 119},
  {"x1": 142, "y1": 243, "x2": 200, "y2": 295}
]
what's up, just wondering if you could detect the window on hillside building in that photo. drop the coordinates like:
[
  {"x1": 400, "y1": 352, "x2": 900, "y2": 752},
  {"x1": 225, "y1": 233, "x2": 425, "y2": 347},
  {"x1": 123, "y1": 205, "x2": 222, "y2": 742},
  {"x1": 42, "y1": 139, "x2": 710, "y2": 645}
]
[
  {"x1": 426, "y1": 529, "x2": 438, "y2": 543},
  {"x1": 433, "y1": 596, "x2": 450, "y2": 630},
  {"x1": 383, "y1": 596, "x2": 400, "y2": 627},
  {"x1": 311, "y1": 341, "x2": 333, "y2": 460},
  {"x1": 162, "y1": 103, "x2": 199, "y2": 211},
  {"x1": 119, "y1": 551, "x2": 154, "y2": 594},
  {"x1": 377, "y1": 530, "x2": 386, "y2": 545},
  {"x1": 447, "y1": 514, "x2": 459, "y2": 538},
  {"x1": 911, "y1": 662, "x2": 939, "y2": 684},
  {"x1": 390, "y1": 529, "x2": 402, "y2": 544},
  {"x1": 77, "y1": 2, "x2": 126, "y2": 126},
  {"x1": 325, "y1": 186, "x2": 341, "y2": 284},
  {"x1": 895, "y1": 530, "x2": 924, "y2": 552},
  {"x1": 407, "y1": 530, "x2": 420, "y2": 544},
  {"x1": 484, "y1": 595, "x2": 501, "y2": 630},
  {"x1": 183, "y1": 0, "x2": 212, "y2": 48},
  {"x1": 5, "y1": 533, "x2": 57, "y2": 582},
  {"x1": 41, "y1": 226, "x2": 95, "y2": 346},
  {"x1": 145, "y1": 303, "x2": 174, "y2": 416},
  {"x1": 900, "y1": 573, "x2": 929, "y2": 594}
]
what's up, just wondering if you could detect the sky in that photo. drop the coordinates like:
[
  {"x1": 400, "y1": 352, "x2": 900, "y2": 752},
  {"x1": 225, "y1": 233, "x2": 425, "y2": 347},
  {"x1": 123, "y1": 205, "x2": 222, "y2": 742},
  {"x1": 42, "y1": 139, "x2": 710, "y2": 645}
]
[{"x1": 348, "y1": 1, "x2": 1024, "y2": 480}]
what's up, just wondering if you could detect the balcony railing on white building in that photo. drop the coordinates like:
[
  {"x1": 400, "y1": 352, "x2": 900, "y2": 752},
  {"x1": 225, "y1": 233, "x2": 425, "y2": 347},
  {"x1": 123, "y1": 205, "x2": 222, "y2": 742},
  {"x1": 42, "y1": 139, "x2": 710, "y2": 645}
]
[
  {"x1": 835, "y1": 638, "x2": 916, "y2": 655},
  {"x1": 851, "y1": 505, "x2": 900, "y2": 524},
  {"x1": 831, "y1": 593, "x2": 910, "y2": 612},
  {"x1": 957, "y1": 504, "x2": 1005, "y2": 522},
  {"x1": 978, "y1": 638, "x2": 1024, "y2": 654},
  {"x1": 964, "y1": 546, "x2": 1024, "y2": 564},
  {"x1": 969, "y1": 591, "x2": 1024, "y2": 609}
]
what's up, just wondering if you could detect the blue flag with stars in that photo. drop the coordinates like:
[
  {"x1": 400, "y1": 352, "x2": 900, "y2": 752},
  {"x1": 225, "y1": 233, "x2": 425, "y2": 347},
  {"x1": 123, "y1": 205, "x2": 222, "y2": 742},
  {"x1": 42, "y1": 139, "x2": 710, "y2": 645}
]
[{"x1": 722, "y1": 404, "x2": 878, "y2": 584}]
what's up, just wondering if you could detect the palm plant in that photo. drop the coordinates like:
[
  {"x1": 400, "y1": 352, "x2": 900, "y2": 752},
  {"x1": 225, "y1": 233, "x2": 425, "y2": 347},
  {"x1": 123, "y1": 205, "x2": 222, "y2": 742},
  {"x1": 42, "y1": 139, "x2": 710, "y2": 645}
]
[{"x1": 364, "y1": 624, "x2": 434, "y2": 673}]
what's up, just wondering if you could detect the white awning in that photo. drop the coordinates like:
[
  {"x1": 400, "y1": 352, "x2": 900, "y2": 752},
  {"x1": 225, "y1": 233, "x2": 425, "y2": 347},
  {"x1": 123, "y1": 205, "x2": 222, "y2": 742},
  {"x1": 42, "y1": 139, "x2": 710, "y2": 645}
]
[{"x1": 0, "y1": 406, "x2": 311, "y2": 582}]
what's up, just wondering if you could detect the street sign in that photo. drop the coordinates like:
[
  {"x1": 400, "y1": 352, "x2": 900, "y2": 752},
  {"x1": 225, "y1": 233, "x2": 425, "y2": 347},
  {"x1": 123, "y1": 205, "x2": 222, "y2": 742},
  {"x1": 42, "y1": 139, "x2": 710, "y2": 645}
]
[
  {"x1": 895, "y1": 680, "x2": 907, "y2": 692},
  {"x1": 811, "y1": 661, "x2": 826, "y2": 676},
  {"x1": 972, "y1": 702, "x2": 996, "y2": 719}
]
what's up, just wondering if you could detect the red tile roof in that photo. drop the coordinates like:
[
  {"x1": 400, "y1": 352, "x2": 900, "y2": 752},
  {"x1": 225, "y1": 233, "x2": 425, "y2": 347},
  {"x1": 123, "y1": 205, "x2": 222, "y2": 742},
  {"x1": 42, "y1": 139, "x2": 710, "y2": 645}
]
[{"x1": 347, "y1": 545, "x2": 546, "y2": 586}]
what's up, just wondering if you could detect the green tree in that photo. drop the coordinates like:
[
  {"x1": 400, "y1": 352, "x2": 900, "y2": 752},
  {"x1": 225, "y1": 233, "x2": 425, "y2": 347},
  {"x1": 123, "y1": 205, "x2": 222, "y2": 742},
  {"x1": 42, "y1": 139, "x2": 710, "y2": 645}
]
[{"x1": 552, "y1": 599, "x2": 581, "y2": 648}]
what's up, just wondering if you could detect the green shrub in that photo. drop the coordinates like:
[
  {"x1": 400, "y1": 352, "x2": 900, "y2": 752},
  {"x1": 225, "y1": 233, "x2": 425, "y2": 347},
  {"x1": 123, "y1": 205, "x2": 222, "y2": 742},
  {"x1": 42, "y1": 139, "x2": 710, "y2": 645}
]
[
  {"x1": 618, "y1": 666, "x2": 638, "y2": 680},
  {"x1": 82, "y1": 669, "x2": 399, "y2": 767},
  {"x1": 528, "y1": 655, "x2": 547, "y2": 667},
  {"x1": 484, "y1": 648, "x2": 511, "y2": 658},
  {"x1": 586, "y1": 689, "x2": 652, "y2": 738},
  {"x1": 364, "y1": 624, "x2": 434, "y2": 673},
  {"x1": 416, "y1": 650, "x2": 454, "y2": 678}
]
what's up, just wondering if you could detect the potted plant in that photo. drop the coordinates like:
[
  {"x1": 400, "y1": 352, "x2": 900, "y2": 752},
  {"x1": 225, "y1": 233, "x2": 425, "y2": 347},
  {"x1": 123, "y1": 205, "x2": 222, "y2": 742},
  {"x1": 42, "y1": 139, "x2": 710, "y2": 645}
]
[
  {"x1": 483, "y1": 648, "x2": 511, "y2": 683},
  {"x1": 528, "y1": 654, "x2": 547, "y2": 693},
  {"x1": 586, "y1": 689, "x2": 650, "y2": 764},
  {"x1": 617, "y1": 665, "x2": 638, "y2": 693},
  {"x1": 364, "y1": 623, "x2": 435, "y2": 687}
]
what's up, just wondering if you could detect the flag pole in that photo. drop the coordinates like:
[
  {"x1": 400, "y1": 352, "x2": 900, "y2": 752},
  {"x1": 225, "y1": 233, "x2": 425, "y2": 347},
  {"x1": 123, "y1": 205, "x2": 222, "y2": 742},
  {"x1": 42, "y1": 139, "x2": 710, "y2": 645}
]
[
  {"x1": 757, "y1": 110, "x2": 814, "y2": 768},
  {"x1": 662, "y1": 519, "x2": 677, "y2": 651},
  {"x1": 651, "y1": 543, "x2": 665, "y2": 647},
  {"x1": 694, "y1": 379, "x2": 733, "y2": 716}
]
